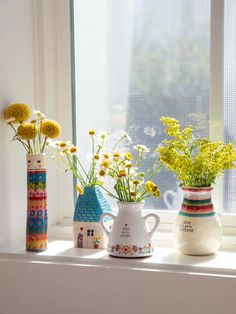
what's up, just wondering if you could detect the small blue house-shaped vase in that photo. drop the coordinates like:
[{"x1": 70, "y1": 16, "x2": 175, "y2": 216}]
[{"x1": 73, "y1": 186, "x2": 112, "y2": 249}]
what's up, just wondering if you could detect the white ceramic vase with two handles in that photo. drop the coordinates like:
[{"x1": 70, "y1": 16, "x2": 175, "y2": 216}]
[{"x1": 100, "y1": 202, "x2": 160, "y2": 258}]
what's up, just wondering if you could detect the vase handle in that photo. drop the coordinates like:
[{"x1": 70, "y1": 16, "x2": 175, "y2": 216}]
[
  {"x1": 144, "y1": 213, "x2": 160, "y2": 237},
  {"x1": 100, "y1": 212, "x2": 116, "y2": 237}
]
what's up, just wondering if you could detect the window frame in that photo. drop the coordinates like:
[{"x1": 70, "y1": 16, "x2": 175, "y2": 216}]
[{"x1": 53, "y1": 0, "x2": 236, "y2": 236}]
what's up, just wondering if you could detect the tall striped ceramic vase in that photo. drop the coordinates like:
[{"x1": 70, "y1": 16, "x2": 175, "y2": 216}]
[
  {"x1": 173, "y1": 187, "x2": 222, "y2": 255},
  {"x1": 26, "y1": 153, "x2": 48, "y2": 252}
]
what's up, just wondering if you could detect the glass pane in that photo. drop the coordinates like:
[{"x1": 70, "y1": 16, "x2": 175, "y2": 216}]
[
  {"x1": 73, "y1": 0, "x2": 210, "y2": 210},
  {"x1": 224, "y1": 0, "x2": 236, "y2": 213}
]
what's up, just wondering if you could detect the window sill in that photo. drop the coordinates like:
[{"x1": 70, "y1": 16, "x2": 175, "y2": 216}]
[{"x1": 0, "y1": 230, "x2": 236, "y2": 278}]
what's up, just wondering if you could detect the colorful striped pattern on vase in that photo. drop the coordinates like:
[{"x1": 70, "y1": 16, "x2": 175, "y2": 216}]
[
  {"x1": 179, "y1": 187, "x2": 215, "y2": 217},
  {"x1": 26, "y1": 169, "x2": 48, "y2": 251}
]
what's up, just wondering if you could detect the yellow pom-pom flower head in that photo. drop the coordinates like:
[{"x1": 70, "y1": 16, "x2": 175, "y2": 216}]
[
  {"x1": 18, "y1": 123, "x2": 37, "y2": 140},
  {"x1": 4, "y1": 103, "x2": 31, "y2": 124},
  {"x1": 40, "y1": 119, "x2": 61, "y2": 139}
]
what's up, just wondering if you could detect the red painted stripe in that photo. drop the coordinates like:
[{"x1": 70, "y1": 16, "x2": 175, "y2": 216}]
[
  {"x1": 182, "y1": 187, "x2": 213, "y2": 192},
  {"x1": 181, "y1": 204, "x2": 213, "y2": 212},
  {"x1": 28, "y1": 197, "x2": 47, "y2": 201},
  {"x1": 27, "y1": 170, "x2": 46, "y2": 174}
]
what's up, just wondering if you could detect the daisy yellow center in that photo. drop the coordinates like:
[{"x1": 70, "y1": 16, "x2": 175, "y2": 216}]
[
  {"x1": 89, "y1": 130, "x2": 96, "y2": 136},
  {"x1": 70, "y1": 147, "x2": 77, "y2": 154}
]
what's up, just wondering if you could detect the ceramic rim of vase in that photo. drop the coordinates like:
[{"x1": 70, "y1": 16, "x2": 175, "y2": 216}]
[
  {"x1": 117, "y1": 201, "x2": 145, "y2": 205},
  {"x1": 181, "y1": 186, "x2": 213, "y2": 192}
]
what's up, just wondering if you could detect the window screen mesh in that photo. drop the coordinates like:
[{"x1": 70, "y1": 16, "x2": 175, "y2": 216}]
[
  {"x1": 74, "y1": 0, "x2": 210, "y2": 209},
  {"x1": 224, "y1": 0, "x2": 236, "y2": 213}
]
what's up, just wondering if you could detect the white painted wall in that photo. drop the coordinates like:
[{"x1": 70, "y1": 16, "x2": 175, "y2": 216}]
[
  {"x1": 0, "y1": 0, "x2": 36, "y2": 251},
  {"x1": 0, "y1": 0, "x2": 73, "y2": 251}
]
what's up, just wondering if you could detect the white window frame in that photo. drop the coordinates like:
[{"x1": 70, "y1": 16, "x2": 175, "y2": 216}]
[{"x1": 34, "y1": 0, "x2": 236, "y2": 238}]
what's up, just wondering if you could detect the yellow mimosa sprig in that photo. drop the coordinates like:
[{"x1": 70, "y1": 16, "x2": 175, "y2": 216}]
[{"x1": 157, "y1": 116, "x2": 236, "y2": 187}]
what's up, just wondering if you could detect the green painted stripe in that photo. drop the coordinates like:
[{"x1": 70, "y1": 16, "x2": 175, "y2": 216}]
[
  {"x1": 183, "y1": 198, "x2": 211, "y2": 205},
  {"x1": 179, "y1": 211, "x2": 215, "y2": 217}
]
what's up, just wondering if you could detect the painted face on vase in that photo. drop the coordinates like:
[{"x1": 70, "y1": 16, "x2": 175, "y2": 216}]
[{"x1": 27, "y1": 153, "x2": 46, "y2": 170}]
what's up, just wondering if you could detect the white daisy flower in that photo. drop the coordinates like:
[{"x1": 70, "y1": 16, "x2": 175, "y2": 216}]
[
  {"x1": 144, "y1": 127, "x2": 156, "y2": 137},
  {"x1": 121, "y1": 130, "x2": 132, "y2": 142},
  {"x1": 33, "y1": 110, "x2": 46, "y2": 120},
  {"x1": 98, "y1": 131, "x2": 110, "y2": 141},
  {"x1": 133, "y1": 144, "x2": 150, "y2": 153}
]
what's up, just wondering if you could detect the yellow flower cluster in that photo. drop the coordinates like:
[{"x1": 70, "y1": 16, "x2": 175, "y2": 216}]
[
  {"x1": 50, "y1": 130, "x2": 161, "y2": 203},
  {"x1": 145, "y1": 181, "x2": 160, "y2": 197},
  {"x1": 50, "y1": 130, "x2": 110, "y2": 193},
  {"x1": 40, "y1": 119, "x2": 61, "y2": 139},
  {"x1": 18, "y1": 123, "x2": 37, "y2": 140},
  {"x1": 4, "y1": 103, "x2": 61, "y2": 154},
  {"x1": 158, "y1": 117, "x2": 236, "y2": 187},
  {"x1": 4, "y1": 103, "x2": 31, "y2": 123},
  {"x1": 98, "y1": 142, "x2": 161, "y2": 202}
]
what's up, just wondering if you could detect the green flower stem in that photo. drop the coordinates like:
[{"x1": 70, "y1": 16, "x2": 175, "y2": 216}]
[
  {"x1": 8, "y1": 123, "x2": 28, "y2": 152},
  {"x1": 112, "y1": 135, "x2": 126, "y2": 151},
  {"x1": 66, "y1": 154, "x2": 86, "y2": 186},
  {"x1": 74, "y1": 155, "x2": 90, "y2": 181},
  {"x1": 33, "y1": 137, "x2": 36, "y2": 154},
  {"x1": 88, "y1": 138, "x2": 105, "y2": 185},
  {"x1": 38, "y1": 121, "x2": 42, "y2": 152},
  {"x1": 99, "y1": 185, "x2": 120, "y2": 200},
  {"x1": 41, "y1": 137, "x2": 48, "y2": 153},
  {"x1": 149, "y1": 164, "x2": 162, "y2": 180},
  {"x1": 145, "y1": 159, "x2": 160, "y2": 178},
  {"x1": 127, "y1": 169, "x2": 131, "y2": 202},
  {"x1": 137, "y1": 190, "x2": 148, "y2": 202},
  {"x1": 27, "y1": 140, "x2": 32, "y2": 153}
]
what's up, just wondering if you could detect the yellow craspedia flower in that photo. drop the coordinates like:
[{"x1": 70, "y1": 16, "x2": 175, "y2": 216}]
[
  {"x1": 100, "y1": 160, "x2": 109, "y2": 168},
  {"x1": 40, "y1": 119, "x2": 61, "y2": 139},
  {"x1": 4, "y1": 103, "x2": 31, "y2": 123},
  {"x1": 145, "y1": 181, "x2": 158, "y2": 194},
  {"x1": 76, "y1": 184, "x2": 84, "y2": 195},
  {"x1": 89, "y1": 130, "x2": 96, "y2": 136},
  {"x1": 125, "y1": 152, "x2": 133, "y2": 161},
  {"x1": 18, "y1": 123, "x2": 37, "y2": 140}
]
